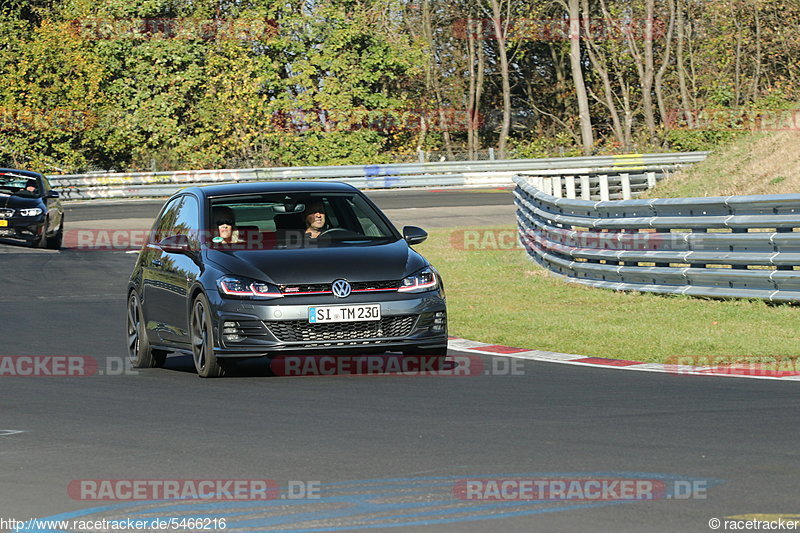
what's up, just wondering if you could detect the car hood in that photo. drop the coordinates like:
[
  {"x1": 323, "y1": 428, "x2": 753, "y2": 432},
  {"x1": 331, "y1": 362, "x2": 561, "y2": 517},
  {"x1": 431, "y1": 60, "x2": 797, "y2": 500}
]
[
  {"x1": 0, "y1": 193, "x2": 41, "y2": 210},
  {"x1": 204, "y1": 239, "x2": 428, "y2": 285}
]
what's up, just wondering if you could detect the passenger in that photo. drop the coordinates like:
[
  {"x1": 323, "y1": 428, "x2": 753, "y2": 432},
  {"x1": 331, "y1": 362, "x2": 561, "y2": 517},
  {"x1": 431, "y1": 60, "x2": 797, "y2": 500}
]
[
  {"x1": 303, "y1": 201, "x2": 326, "y2": 238},
  {"x1": 213, "y1": 207, "x2": 242, "y2": 244}
]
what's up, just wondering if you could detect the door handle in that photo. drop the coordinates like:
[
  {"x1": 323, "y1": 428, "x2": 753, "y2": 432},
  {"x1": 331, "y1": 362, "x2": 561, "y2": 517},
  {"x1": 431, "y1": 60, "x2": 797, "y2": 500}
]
[{"x1": 151, "y1": 259, "x2": 162, "y2": 267}]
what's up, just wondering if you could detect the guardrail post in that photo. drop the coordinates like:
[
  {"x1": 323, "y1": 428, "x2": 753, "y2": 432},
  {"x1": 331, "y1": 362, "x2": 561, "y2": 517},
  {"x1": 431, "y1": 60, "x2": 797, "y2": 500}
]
[
  {"x1": 565, "y1": 176, "x2": 576, "y2": 199},
  {"x1": 552, "y1": 176, "x2": 563, "y2": 198},
  {"x1": 580, "y1": 175, "x2": 591, "y2": 200},
  {"x1": 654, "y1": 230, "x2": 671, "y2": 267},
  {"x1": 418, "y1": 149, "x2": 426, "y2": 163},
  {"x1": 599, "y1": 175, "x2": 610, "y2": 201},
  {"x1": 620, "y1": 173, "x2": 631, "y2": 200},
  {"x1": 489, "y1": 148, "x2": 495, "y2": 160},
  {"x1": 646, "y1": 171, "x2": 656, "y2": 189}
]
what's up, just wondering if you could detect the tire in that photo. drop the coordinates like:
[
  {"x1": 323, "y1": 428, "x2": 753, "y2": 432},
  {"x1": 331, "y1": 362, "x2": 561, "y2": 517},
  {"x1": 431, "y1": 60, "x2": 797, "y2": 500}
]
[
  {"x1": 32, "y1": 221, "x2": 47, "y2": 249},
  {"x1": 127, "y1": 292, "x2": 166, "y2": 368},
  {"x1": 152, "y1": 349, "x2": 167, "y2": 367},
  {"x1": 190, "y1": 293, "x2": 225, "y2": 378},
  {"x1": 46, "y1": 217, "x2": 63, "y2": 250}
]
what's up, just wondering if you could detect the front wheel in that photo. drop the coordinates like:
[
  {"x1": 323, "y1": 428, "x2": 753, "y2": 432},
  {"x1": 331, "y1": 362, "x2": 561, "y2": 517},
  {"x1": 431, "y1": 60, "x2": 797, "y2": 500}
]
[
  {"x1": 46, "y1": 217, "x2": 63, "y2": 250},
  {"x1": 32, "y1": 222, "x2": 47, "y2": 248},
  {"x1": 191, "y1": 293, "x2": 225, "y2": 378}
]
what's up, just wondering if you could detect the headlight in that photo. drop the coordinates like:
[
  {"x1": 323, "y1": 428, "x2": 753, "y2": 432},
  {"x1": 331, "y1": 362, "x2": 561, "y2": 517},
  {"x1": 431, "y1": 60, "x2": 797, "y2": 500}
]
[
  {"x1": 218, "y1": 277, "x2": 283, "y2": 299},
  {"x1": 19, "y1": 208, "x2": 43, "y2": 216},
  {"x1": 398, "y1": 266, "x2": 439, "y2": 293}
]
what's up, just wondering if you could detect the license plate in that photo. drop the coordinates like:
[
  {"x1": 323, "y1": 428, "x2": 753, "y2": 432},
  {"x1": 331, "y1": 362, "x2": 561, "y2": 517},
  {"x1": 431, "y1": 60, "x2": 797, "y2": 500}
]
[
  {"x1": 309, "y1": 304, "x2": 381, "y2": 323},
  {"x1": 0, "y1": 220, "x2": 7, "y2": 227}
]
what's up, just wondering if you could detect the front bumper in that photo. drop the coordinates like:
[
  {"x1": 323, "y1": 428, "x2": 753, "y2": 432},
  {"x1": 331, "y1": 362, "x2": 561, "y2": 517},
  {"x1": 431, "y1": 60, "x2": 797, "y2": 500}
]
[
  {"x1": 206, "y1": 290, "x2": 448, "y2": 357},
  {"x1": 0, "y1": 216, "x2": 44, "y2": 241}
]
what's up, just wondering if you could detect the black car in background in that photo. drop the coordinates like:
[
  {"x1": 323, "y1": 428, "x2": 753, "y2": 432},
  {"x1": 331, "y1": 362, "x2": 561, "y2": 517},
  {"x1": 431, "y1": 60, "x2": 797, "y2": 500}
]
[
  {"x1": 127, "y1": 181, "x2": 448, "y2": 377},
  {"x1": 0, "y1": 169, "x2": 64, "y2": 249}
]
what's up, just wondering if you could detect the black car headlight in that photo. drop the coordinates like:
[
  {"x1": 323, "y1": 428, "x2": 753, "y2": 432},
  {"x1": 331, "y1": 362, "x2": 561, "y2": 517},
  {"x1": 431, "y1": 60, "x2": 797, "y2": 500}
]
[
  {"x1": 217, "y1": 276, "x2": 283, "y2": 299},
  {"x1": 398, "y1": 266, "x2": 439, "y2": 293},
  {"x1": 19, "y1": 208, "x2": 43, "y2": 217}
]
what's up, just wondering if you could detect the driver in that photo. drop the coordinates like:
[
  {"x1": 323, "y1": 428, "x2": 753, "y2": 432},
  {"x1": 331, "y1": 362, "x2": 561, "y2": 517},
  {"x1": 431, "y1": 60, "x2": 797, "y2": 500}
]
[
  {"x1": 213, "y1": 206, "x2": 243, "y2": 244},
  {"x1": 303, "y1": 201, "x2": 326, "y2": 238},
  {"x1": 24, "y1": 179, "x2": 37, "y2": 193}
]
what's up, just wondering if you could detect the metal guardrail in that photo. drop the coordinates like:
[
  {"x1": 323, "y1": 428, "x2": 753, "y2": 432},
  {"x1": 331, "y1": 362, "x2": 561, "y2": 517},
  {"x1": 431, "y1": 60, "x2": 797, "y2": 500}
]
[
  {"x1": 518, "y1": 167, "x2": 669, "y2": 201},
  {"x1": 48, "y1": 152, "x2": 708, "y2": 200},
  {"x1": 514, "y1": 176, "x2": 800, "y2": 303}
]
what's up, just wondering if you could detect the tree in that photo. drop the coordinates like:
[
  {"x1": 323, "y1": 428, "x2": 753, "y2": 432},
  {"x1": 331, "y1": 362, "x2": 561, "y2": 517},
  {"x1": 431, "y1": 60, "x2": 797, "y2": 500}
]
[{"x1": 565, "y1": 0, "x2": 593, "y2": 154}]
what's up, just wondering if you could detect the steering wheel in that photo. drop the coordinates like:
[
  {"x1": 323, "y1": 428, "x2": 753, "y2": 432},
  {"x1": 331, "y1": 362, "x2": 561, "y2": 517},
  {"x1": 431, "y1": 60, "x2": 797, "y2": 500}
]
[{"x1": 318, "y1": 227, "x2": 357, "y2": 239}]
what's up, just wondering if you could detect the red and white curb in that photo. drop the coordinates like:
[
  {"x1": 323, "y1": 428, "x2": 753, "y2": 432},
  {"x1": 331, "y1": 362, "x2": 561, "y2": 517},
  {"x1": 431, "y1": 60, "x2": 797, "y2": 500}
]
[{"x1": 448, "y1": 337, "x2": 800, "y2": 381}]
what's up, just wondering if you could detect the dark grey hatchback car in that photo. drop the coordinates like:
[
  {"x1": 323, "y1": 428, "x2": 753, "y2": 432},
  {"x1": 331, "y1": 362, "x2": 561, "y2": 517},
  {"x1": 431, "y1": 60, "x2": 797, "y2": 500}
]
[{"x1": 127, "y1": 182, "x2": 448, "y2": 377}]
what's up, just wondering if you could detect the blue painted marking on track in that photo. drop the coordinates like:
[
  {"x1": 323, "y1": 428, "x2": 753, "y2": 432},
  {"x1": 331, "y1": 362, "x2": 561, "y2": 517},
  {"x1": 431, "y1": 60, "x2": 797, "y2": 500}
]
[
  {"x1": 253, "y1": 502, "x2": 630, "y2": 533},
  {"x1": 19, "y1": 472, "x2": 725, "y2": 532}
]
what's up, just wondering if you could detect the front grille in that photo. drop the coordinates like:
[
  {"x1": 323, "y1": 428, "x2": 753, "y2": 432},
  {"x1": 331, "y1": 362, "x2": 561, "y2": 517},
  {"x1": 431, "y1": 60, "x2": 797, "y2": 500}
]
[
  {"x1": 0, "y1": 208, "x2": 13, "y2": 219},
  {"x1": 351, "y1": 280, "x2": 401, "y2": 291},
  {"x1": 280, "y1": 280, "x2": 401, "y2": 296},
  {"x1": 265, "y1": 315, "x2": 416, "y2": 343},
  {"x1": 280, "y1": 283, "x2": 330, "y2": 295}
]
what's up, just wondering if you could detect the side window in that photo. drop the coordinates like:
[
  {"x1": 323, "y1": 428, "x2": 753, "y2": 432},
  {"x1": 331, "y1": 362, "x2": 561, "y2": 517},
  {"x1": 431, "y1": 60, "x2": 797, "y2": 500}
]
[
  {"x1": 173, "y1": 195, "x2": 200, "y2": 249},
  {"x1": 150, "y1": 197, "x2": 183, "y2": 244},
  {"x1": 40, "y1": 176, "x2": 51, "y2": 193},
  {"x1": 344, "y1": 197, "x2": 379, "y2": 236}
]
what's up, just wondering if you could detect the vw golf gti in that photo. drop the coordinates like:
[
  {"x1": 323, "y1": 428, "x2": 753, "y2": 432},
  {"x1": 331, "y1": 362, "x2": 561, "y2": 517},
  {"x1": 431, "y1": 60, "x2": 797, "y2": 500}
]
[{"x1": 127, "y1": 182, "x2": 448, "y2": 377}]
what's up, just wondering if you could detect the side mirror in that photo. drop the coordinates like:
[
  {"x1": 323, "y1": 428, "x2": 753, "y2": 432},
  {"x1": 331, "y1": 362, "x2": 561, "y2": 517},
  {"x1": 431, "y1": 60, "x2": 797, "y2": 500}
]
[
  {"x1": 159, "y1": 234, "x2": 193, "y2": 254},
  {"x1": 46, "y1": 190, "x2": 60, "y2": 199},
  {"x1": 403, "y1": 226, "x2": 428, "y2": 245}
]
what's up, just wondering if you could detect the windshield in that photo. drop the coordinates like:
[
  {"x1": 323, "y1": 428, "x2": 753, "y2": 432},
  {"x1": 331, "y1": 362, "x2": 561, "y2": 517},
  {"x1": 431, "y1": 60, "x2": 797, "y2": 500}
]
[
  {"x1": 0, "y1": 173, "x2": 39, "y2": 195},
  {"x1": 207, "y1": 191, "x2": 399, "y2": 249}
]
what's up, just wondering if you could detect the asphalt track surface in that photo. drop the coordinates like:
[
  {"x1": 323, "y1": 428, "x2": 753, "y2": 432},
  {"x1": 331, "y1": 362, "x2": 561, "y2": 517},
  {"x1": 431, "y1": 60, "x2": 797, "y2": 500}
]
[{"x1": 1, "y1": 189, "x2": 798, "y2": 533}]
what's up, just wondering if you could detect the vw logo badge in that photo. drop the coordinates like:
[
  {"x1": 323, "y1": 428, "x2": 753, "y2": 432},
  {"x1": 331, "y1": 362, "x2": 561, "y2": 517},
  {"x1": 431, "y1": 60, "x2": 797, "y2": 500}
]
[{"x1": 332, "y1": 279, "x2": 351, "y2": 298}]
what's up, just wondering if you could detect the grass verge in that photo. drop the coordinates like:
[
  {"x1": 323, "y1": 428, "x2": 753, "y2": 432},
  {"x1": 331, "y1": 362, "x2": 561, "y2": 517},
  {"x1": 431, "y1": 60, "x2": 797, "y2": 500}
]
[
  {"x1": 645, "y1": 130, "x2": 800, "y2": 198},
  {"x1": 416, "y1": 226, "x2": 800, "y2": 364}
]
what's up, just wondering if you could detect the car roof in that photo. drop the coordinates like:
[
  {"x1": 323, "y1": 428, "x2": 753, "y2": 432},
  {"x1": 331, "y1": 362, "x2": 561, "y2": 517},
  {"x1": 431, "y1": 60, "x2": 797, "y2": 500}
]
[
  {"x1": 182, "y1": 181, "x2": 360, "y2": 199},
  {"x1": 0, "y1": 168, "x2": 43, "y2": 179}
]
